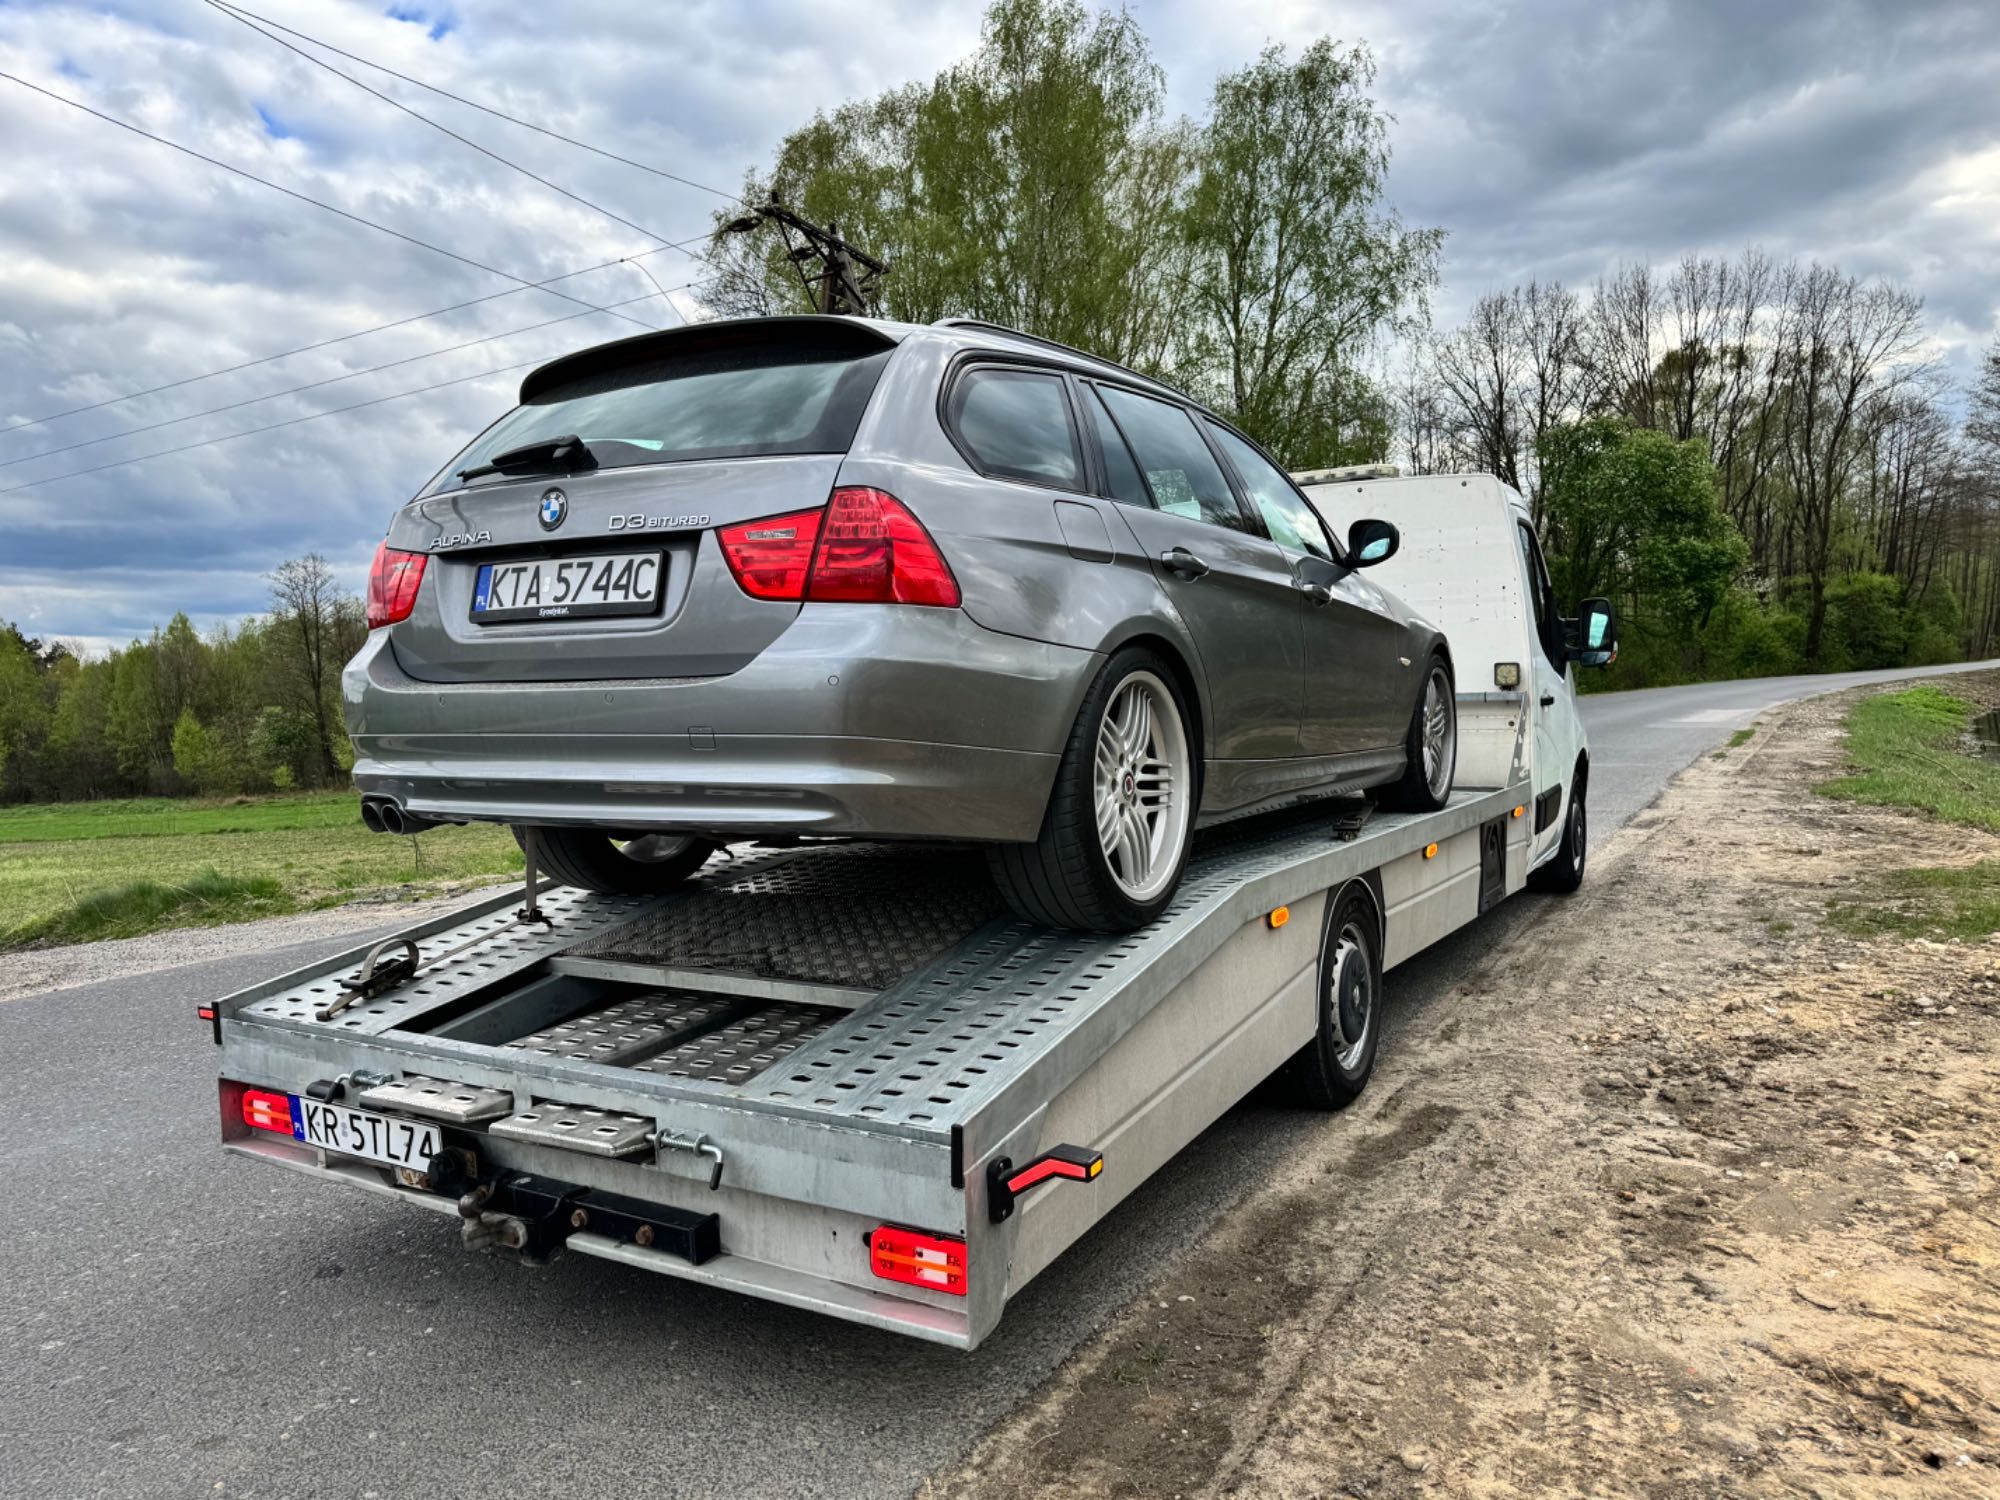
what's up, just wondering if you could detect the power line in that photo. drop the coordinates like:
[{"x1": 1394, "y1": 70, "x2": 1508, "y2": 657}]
[
  {"x1": 209, "y1": 0, "x2": 745, "y2": 208},
  {"x1": 202, "y1": 0, "x2": 698, "y2": 258},
  {"x1": 0, "y1": 286, "x2": 690, "y2": 471},
  {"x1": 0, "y1": 245, "x2": 701, "y2": 437},
  {"x1": 0, "y1": 357, "x2": 547, "y2": 498},
  {"x1": 0, "y1": 70, "x2": 654, "y2": 331}
]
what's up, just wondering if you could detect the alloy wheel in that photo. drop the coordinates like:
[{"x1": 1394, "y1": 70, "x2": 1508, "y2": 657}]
[
  {"x1": 1092, "y1": 669, "x2": 1191, "y2": 903},
  {"x1": 1421, "y1": 664, "x2": 1456, "y2": 800}
]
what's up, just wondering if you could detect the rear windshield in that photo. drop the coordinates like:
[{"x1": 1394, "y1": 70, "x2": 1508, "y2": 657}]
[{"x1": 428, "y1": 338, "x2": 891, "y2": 493}]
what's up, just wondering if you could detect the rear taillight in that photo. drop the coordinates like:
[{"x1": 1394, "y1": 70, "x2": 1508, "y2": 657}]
[
  {"x1": 716, "y1": 489, "x2": 960, "y2": 607},
  {"x1": 868, "y1": 1224, "x2": 968, "y2": 1296},
  {"x1": 717, "y1": 507, "x2": 825, "y2": 600},
  {"x1": 366, "y1": 541, "x2": 428, "y2": 628},
  {"x1": 240, "y1": 1087, "x2": 296, "y2": 1135}
]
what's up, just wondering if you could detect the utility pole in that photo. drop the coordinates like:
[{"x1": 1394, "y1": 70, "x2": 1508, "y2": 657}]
[{"x1": 721, "y1": 197, "x2": 887, "y2": 316}]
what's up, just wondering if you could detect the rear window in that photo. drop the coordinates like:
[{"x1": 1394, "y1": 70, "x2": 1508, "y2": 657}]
[{"x1": 430, "y1": 338, "x2": 890, "y2": 493}]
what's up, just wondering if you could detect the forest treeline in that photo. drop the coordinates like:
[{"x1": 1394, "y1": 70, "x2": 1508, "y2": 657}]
[{"x1": 0, "y1": 556, "x2": 363, "y2": 802}]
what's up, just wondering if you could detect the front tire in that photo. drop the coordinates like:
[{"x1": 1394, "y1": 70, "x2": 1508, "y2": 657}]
[
  {"x1": 1286, "y1": 883, "x2": 1384, "y2": 1109},
  {"x1": 1531, "y1": 774, "x2": 1588, "y2": 893},
  {"x1": 512, "y1": 827, "x2": 717, "y2": 895},
  {"x1": 989, "y1": 648, "x2": 1197, "y2": 932},
  {"x1": 1383, "y1": 655, "x2": 1456, "y2": 812}
]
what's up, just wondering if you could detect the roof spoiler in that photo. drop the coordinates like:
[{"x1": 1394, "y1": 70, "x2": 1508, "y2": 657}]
[{"x1": 519, "y1": 315, "x2": 899, "y2": 405}]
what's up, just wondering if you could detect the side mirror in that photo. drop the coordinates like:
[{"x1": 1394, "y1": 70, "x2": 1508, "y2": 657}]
[
  {"x1": 1347, "y1": 518, "x2": 1398, "y2": 568},
  {"x1": 1572, "y1": 597, "x2": 1617, "y2": 667}
]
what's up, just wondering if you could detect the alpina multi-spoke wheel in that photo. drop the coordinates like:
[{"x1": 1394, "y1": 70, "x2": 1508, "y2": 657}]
[
  {"x1": 990, "y1": 648, "x2": 1198, "y2": 931},
  {"x1": 1387, "y1": 652, "x2": 1456, "y2": 812}
]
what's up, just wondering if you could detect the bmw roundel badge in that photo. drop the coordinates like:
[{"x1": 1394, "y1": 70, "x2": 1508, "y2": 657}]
[{"x1": 538, "y1": 488, "x2": 568, "y2": 531}]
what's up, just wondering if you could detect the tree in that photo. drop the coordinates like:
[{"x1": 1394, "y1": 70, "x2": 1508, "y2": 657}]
[
  {"x1": 170, "y1": 707, "x2": 220, "y2": 792},
  {"x1": 1178, "y1": 39, "x2": 1440, "y2": 464},
  {"x1": 0, "y1": 626, "x2": 46, "y2": 791},
  {"x1": 267, "y1": 554, "x2": 361, "y2": 784}
]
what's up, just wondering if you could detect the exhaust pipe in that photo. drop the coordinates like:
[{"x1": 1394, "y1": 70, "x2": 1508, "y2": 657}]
[
  {"x1": 378, "y1": 800, "x2": 407, "y2": 835},
  {"x1": 359, "y1": 797, "x2": 387, "y2": 833},
  {"x1": 361, "y1": 796, "x2": 445, "y2": 836}
]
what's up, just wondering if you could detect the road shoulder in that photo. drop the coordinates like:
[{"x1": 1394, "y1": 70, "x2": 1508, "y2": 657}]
[{"x1": 929, "y1": 673, "x2": 2000, "y2": 1499}]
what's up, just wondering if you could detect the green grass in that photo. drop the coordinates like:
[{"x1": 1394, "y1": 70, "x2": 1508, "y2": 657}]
[
  {"x1": 1816, "y1": 685, "x2": 2000, "y2": 832},
  {"x1": 1828, "y1": 861, "x2": 2000, "y2": 942},
  {"x1": 1726, "y1": 725, "x2": 1757, "y2": 749},
  {"x1": 0, "y1": 793, "x2": 523, "y2": 951}
]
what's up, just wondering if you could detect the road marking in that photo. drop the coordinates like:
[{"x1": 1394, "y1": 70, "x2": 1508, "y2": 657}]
[{"x1": 1669, "y1": 709, "x2": 1748, "y2": 725}]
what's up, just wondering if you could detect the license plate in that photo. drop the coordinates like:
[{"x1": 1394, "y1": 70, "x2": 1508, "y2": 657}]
[
  {"x1": 472, "y1": 550, "x2": 663, "y2": 623},
  {"x1": 287, "y1": 1097, "x2": 442, "y2": 1170}
]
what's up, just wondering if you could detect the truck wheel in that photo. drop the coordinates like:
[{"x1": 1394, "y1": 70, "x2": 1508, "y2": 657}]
[
  {"x1": 513, "y1": 827, "x2": 717, "y2": 894},
  {"x1": 1382, "y1": 655, "x2": 1455, "y2": 812},
  {"x1": 1531, "y1": 776, "x2": 1587, "y2": 893},
  {"x1": 989, "y1": 648, "x2": 1197, "y2": 932},
  {"x1": 1286, "y1": 883, "x2": 1384, "y2": 1109}
]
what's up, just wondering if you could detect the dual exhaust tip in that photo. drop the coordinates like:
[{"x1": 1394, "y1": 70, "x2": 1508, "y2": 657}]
[{"x1": 360, "y1": 796, "x2": 443, "y2": 837}]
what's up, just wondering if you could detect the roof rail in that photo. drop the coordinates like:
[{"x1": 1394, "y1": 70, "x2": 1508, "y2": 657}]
[
  {"x1": 1291, "y1": 463, "x2": 1402, "y2": 486},
  {"x1": 932, "y1": 318, "x2": 1178, "y2": 396}
]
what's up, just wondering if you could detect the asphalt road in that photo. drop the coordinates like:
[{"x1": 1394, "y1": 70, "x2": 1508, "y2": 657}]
[{"x1": 4, "y1": 660, "x2": 1992, "y2": 1500}]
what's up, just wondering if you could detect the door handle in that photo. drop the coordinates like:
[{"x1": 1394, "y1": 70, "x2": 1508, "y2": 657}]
[
  {"x1": 1160, "y1": 547, "x2": 1210, "y2": 580},
  {"x1": 1298, "y1": 580, "x2": 1334, "y2": 606},
  {"x1": 1540, "y1": 693, "x2": 1556, "y2": 707}
]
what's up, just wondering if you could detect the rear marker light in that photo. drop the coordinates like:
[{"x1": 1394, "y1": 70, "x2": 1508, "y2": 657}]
[
  {"x1": 366, "y1": 541, "x2": 428, "y2": 628},
  {"x1": 986, "y1": 1143, "x2": 1104, "y2": 1222},
  {"x1": 716, "y1": 489, "x2": 960, "y2": 607},
  {"x1": 240, "y1": 1087, "x2": 297, "y2": 1136},
  {"x1": 869, "y1": 1225, "x2": 968, "y2": 1296}
]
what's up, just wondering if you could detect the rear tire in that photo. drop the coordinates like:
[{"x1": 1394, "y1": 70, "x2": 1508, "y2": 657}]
[
  {"x1": 512, "y1": 827, "x2": 717, "y2": 895},
  {"x1": 1530, "y1": 774, "x2": 1588, "y2": 893},
  {"x1": 988, "y1": 648, "x2": 1197, "y2": 932},
  {"x1": 1286, "y1": 883, "x2": 1384, "y2": 1109},
  {"x1": 1382, "y1": 654, "x2": 1455, "y2": 812}
]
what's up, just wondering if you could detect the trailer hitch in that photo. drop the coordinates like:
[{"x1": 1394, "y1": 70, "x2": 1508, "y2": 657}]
[
  {"x1": 986, "y1": 1144, "x2": 1103, "y2": 1223},
  {"x1": 434, "y1": 1163, "x2": 721, "y2": 1265}
]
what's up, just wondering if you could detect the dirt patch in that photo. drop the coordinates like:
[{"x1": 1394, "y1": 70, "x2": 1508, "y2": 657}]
[{"x1": 929, "y1": 674, "x2": 2000, "y2": 1500}]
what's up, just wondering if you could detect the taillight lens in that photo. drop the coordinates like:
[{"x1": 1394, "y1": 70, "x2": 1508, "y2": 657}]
[
  {"x1": 240, "y1": 1087, "x2": 296, "y2": 1135},
  {"x1": 716, "y1": 489, "x2": 959, "y2": 607},
  {"x1": 717, "y1": 507, "x2": 825, "y2": 600},
  {"x1": 869, "y1": 1224, "x2": 968, "y2": 1296},
  {"x1": 366, "y1": 541, "x2": 428, "y2": 628}
]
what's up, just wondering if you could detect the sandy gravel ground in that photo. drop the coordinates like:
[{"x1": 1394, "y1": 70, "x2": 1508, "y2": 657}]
[
  {"x1": 932, "y1": 673, "x2": 2000, "y2": 1499},
  {"x1": 0, "y1": 881, "x2": 511, "y2": 1004}
]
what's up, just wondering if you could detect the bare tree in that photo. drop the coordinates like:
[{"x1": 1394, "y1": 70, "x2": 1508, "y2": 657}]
[{"x1": 268, "y1": 554, "x2": 355, "y2": 783}]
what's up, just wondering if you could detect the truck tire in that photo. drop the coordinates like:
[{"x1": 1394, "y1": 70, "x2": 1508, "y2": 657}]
[
  {"x1": 1381, "y1": 654, "x2": 1455, "y2": 812},
  {"x1": 1531, "y1": 773, "x2": 1587, "y2": 893},
  {"x1": 513, "y1": 827, "x2": 717, "y2": 895},
  {"x1": 1286, "y1": 882, "x2": 1384, "y2": 1109},
  {"x1": 989, "y1": 647, "x2": 1197, "y2": 932}
]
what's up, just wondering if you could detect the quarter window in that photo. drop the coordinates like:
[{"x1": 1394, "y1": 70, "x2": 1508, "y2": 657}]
[
  {"x1": 1207, "y1": 423, "x2": 1332, "y2": 560},
  {"x1": 1096, "y1": 387, "x2": 1244, "y2": 531},
  {"x1": 949, "y1": 367, "x2": 1083, "y2": 490},
  {"x1": 1082, "y1": 387, "x2": 1153, "y2": 508}
]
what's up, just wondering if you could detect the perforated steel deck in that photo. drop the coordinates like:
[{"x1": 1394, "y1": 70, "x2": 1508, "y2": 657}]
[
  {"x1": 574, "y1": 844, "x2": 1007, "y2": 992},
  {"x1": 503, "y1": 991, "x2": 741, "y2": 1067},
  {"x1": 633, "y1": 1004, "x2": 837, "y2": 1085}
]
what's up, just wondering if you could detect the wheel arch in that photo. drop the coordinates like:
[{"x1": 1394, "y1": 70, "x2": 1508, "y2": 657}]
[
  {"x1": 1102, "y1": 629, "x2": 1208, "y2": 783},
  {"x1": 1334, "y1": 872, "x2": 1388, "y2": 959}
]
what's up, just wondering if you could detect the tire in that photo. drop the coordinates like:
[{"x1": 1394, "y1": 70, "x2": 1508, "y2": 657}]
[
  {"x1": 1382, "y1": 654, "x2": 1456, "y2": 812},
  {"x1": 512, "y1": 826, "x2": 717, "y2": 895},
  {"x1": 988, "y1": 648, "x2": 1198, "y2": 932},
  {"x1": 1530, "y1": 772, "x2": 1588, "y2": 893},
  {"x1": 1286, "y1": 883, "x2": 1384, "y2": 1109}
]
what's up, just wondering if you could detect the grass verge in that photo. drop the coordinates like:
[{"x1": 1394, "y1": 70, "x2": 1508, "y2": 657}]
[
  {"x1": 0, "y1": 796, "x2": 523, "y2": 951},
  {"x1": 1815, "y1": 685, "x2": 2000, "y2": 832},
  {"x1": 1828, "y1": 862, "x2": 2000, "y2": 942}
]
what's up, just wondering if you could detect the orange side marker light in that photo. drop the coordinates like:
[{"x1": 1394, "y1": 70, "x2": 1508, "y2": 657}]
[
  {"x1": 1423, "y1": 842, "x2": 1439, "y2": 859},
  {"x1": 1267, "y1": 906, "x2": 1290, "y2": 929}
]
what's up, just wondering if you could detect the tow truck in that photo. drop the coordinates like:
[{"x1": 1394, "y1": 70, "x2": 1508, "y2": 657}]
[{"x1": 204, "y1": 468, "x2": 1612, "y2": 1350}]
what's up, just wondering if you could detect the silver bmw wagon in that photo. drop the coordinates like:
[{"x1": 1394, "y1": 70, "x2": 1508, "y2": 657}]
[{"x1": 346, "y1": 315, "x2": 1454, "y2": 930}]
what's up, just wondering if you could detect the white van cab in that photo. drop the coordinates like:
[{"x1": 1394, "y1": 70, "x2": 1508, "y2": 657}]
[{"x1": 1294, "y1": 467, "x2": 1615, "y2": 892}]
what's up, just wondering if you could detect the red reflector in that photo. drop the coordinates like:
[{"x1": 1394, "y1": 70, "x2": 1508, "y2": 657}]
[
  {"x1": 366, "y1": 541, "x2": 428, "y2": 628},
  {"x1": 240, "y1": 1087, "x2": 295, "y2": 1135},
  {"x1": 196, "y1": 1005, "x2": 216, "y2": 1021},
  {"x1": 717, "y1": 506, "x2": 825, "y2": 600},
  {"x1": 869, "y1": 1225, "x2": 968, "y2": 1297},
  {"x1": 808, "y1": 487, "x2": 959, "y2": 606}
]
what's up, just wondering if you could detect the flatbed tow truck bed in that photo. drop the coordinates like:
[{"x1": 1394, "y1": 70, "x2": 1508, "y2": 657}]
[{"x1": 211, "y1": 764, "x2": 1532, "y2": 1349}]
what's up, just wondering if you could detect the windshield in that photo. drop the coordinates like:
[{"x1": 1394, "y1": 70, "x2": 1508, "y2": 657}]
[{"x1": 428, "y1": 341, "x2": 891, "y2": 494}]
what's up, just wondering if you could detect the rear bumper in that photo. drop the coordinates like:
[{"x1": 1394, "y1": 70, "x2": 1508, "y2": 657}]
[{"x1": 344, "y1": 605, "x2": 1094, "y2": 842}]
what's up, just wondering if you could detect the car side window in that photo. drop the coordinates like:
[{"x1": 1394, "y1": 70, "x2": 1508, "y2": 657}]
[
  {"x1": 1207, "y1": 423, "x2": 1333, "y2": 561},
  {"x1": 1515, "y1": 520, "x2": 1563, "y2": 668},
  {"x1": 949, "y1": 367, "x2": 1083, "y2": 490},
  {"x1": 1081, "y1": 386, "x2": 1154, "y2": 508},
  {"x1": 1096, "y1": 386, "x2": 1245, "y2": 531}
]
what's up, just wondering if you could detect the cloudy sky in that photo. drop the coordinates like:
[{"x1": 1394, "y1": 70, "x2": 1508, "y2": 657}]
[{"x1": 1, "y1": 0, "x2": 1995, "y2": 654}]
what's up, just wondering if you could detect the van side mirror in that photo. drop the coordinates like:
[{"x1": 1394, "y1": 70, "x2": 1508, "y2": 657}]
[
  {"x1": 1572, "y1": 597, "x2": 1617, "y2": 667},
  {"x1": 1347, "y1": 518, "x2": 1398, "y2": 568}
]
